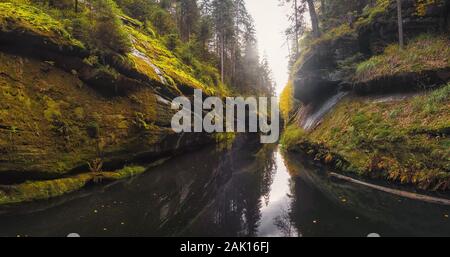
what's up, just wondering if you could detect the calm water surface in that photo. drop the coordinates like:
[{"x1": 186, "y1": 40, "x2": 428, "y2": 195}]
[{"x1": 0, "y1": 140, "x2": 448, "y2": 237}]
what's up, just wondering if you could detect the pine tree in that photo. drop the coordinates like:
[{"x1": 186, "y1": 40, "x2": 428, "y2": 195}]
[
  {"x1": 178, "y1": 0, "x2": 200, "y2": 41},
  {"x1": 305, "y1": 0, "x2": 320, "y2": 38}
]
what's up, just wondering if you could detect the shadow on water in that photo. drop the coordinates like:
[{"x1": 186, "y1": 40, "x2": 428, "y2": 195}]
[
  {"x1": 282, "y1": 153, "x2": 450, "y2": 237},
  {"x1": 0, "y1": 137, "x2": 448, "y2": 237}
]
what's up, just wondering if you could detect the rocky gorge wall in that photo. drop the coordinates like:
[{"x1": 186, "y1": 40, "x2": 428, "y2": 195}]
[
  {"x1": 281, "y1": 0, "x2": 450, "y2": 191},
  {"x1": 0, "y1": 2, "x2": 227, "y2": 205},
  {"x1": 292, "y1": 0, "x2": 449, "y2": 105}
]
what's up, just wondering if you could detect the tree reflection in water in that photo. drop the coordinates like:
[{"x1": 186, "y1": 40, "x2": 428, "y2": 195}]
[
  {"x1": 1, "y1": 137, "x2": 447, "y2": 237},
  {"x1": 183, "y1": 143, "x2": 278, "y2": 236},
  {"x1": 273, "y1": 206, "x2": 300, "y2": 237}
]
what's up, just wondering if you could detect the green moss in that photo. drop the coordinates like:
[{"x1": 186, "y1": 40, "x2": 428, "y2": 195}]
[
  {"x1": 0, "y1": 2, "x2": 84, "y2": 49},
  {"x1": 280, "y1": 125, "x2": 306, "y2": 150},
  {"x1": 355, "y1": 34, "x2": 450, "y2": 82},
  {"x1": 43, "y1": 96, "x2": 63, "y2": 122},
  {"x1": 312, "y1": 24, "x2": 355, "y2": 46},
  {"x1": 356, "y1": 0, "x2": 390, "y2": 28},
  {"x1": 128, "y1": 52, "x2": 161, "y2": 83},
  {"x1": 0, "y1": 0, "x2": 237, "y2": 206},
  {"x1": 0, "y1": 50, "x2": 170, "y2": 176},
  {"x1": 74, "y1": 107, "x2": 85, "y2": 120},
  {"x1": 0, "y1": 160, "x2": 174, "y2": 205},
  {"x1": 0, "y1": 174, "x2": 92, "y2": 205},
  {"x1": 125, "y1": 25, "x2": 230, "y2": 96},
  {"x1": 102, "y1": 165, "x2": 147, "y2": 180},
  {"x1": 284, "y1": 83, "x2": 450, "y2": 190}
]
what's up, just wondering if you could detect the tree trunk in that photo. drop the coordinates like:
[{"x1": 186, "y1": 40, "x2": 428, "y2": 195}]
[
  {"x1": 74, "y1": 0, "x2": 78, "y2": 13},
  {"x1": 396, "y1": 0, "x2": 404, "y2": 49},
  {"x1": 294, "y1": 0, "x2": 299, "y2": 55},
  {"x1": 306, "y1": 0, "x2": 320, "y2": 38},
  {"x1": 221, "y1": 33, "x2": 225, "y2": 84}
]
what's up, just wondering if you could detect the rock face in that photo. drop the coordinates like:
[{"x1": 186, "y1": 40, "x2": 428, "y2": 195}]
[
  {"x1": 293, "y1": 34, "x2": 360, "y2": 105},
  {"x1": 353, "y1": 67, "x2": 450, "y2": 95},
  {"x1": 283, "y1": 1, "x2": 450, "y2": 192},
  {"x1": 0, "y1": 3, "x2": 219, "y2": 182},
  {"x1": 293, "y1": 0, "x2": 449, "y2": 105}
]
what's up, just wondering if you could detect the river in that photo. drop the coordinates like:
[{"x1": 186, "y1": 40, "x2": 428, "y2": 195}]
[{"x1": 0, "y1": 138, "x2": 449, "y2": 237}]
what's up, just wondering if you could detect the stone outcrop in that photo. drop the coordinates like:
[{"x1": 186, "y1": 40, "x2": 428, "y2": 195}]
[
  {"x1": 293, "y1": 0, "x2": 449, "y2": 106},
  {"x1": 0, "y1": 3, "x2": 220, "y2": 184}
]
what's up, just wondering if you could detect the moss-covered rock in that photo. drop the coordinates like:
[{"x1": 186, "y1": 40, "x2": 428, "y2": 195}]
[
  {"x1": 0, "y1": 2, "x2": 85, "y2": 54},
  {"x1": 0, "y1": 163, "x2": 177, "y2": 205},
  {"x1": 290, "y1": 0, "x2": 448, "y2": 106},
  {"x1": 280, "y1": 1, "x2": 449, "y2": 192},
  {"x1": 353, "y1": 35, "x2": 450, "y2": 94},
  {"x1": 0, "y1": 1, "x2": 228, "y2": 205},
  {"x1": 282, "y1": 83, "x2": 450, "y2": 191},
  {"x1": 0, "y1": 51, "x2": 168, "y2": 174}
]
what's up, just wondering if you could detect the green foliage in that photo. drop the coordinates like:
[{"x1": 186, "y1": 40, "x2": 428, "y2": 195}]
[
  {"x1": 151, "y1": 7, "x2": 178, "y2": 35},
  {"x1": 70, "y1": 15, "x2": 90, "y2": 41},
  {"x1": 416, "y1": 83, "x2": 450, "y2": 115},
  {"x1": 0, "y1": 0, "x2": 271, "y2": 205},
  {"x1": 291, "y1": 0, "x2": 390, "y2": 74},
  {"x1": 283, "y1": 83, "x2": 450, "y2": 190},
  {"x1": 280, "y1": 125, "x2": 305, "y2": 150},
  {"x1": 164, "y1": 33, "x2": 180, "y2": 51},
  {"x1": 90, "y1": 0, "x2": 131, "y2": 54},
  {"x1": 126, "y1": 25, "x2": 229, "y2": 95},
  {"x1": 105, "y1": 165, "x2": 147, "y2": 180},
  {"x1": 428, "y1": 83, "x2": 450, "y2": 103},
  {"x1": 355, "y1": 34, "x2": 450, "y2": 82},
  {"x1": 115, "y1": 0, "x2": 155, "y2": 22},
  {"x1": 0, "y1": 2, "x2": 84, "y2": 49},
  {"x1": 132, "y1": 112, "x2": 154, "y2": 131},
  {"x1": 0, "y1": 174, "x2": 92, "y2": 205},
  {"x1": 357, "y1": 0, "x2": 390, "y2": 27},
  {"x1": 0, "y1": 164, "x2": 149, "y2": 204}
]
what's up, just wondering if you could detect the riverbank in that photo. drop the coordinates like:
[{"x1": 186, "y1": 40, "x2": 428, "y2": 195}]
[
  {"x1": 282, "y1": 84, "x2": 450, "y2": 191},
  {"x1": 280, "y1": 1, "x2": 449, "y2": 192}
]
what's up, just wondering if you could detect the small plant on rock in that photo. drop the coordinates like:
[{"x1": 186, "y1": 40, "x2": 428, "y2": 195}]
[{"x1": 88, "y1": 158, "x2": 104, "y2": 183}]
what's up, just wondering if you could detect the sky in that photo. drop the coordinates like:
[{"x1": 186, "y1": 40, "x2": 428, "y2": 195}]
[{"x1": 245, "y1": 0, "x2": 290, "y2": 96}]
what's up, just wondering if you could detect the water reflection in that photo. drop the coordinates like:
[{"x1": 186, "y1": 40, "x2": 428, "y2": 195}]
[
  {"x1": 283, "y1": 152, "x2": 450, "y2": 237},
  {"x1": 0, "y1": 139, "x2": 448, "y2": 237}
]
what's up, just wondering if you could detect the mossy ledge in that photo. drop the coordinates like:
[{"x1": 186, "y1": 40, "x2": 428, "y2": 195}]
[
  {"x1": 281, "y1": 83, "x2": 450, "y2": 191},
  {"x1": 0, "y1": 164, "x2": 161, "y2": 205},
  {"x1": 280, "y1": 0, "x2": 449, "y2": 192},
  {"x1": 0, "y1": 2, "x2": 85, "y2": 55}
]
